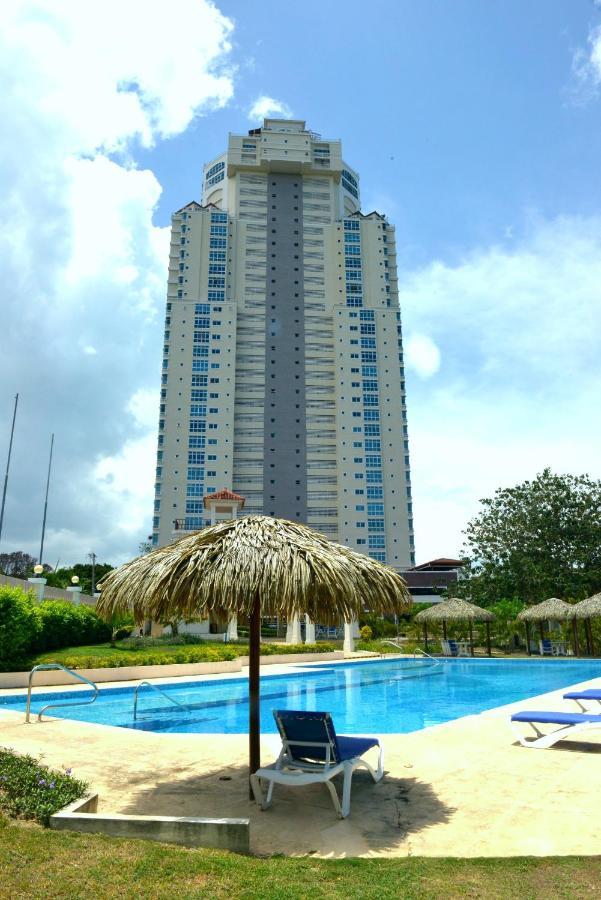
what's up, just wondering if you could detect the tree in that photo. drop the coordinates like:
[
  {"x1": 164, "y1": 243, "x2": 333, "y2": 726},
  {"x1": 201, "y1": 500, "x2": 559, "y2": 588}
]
[
  {"x1": 45, "y1": 563, "x2": 114, "y2": 596},
  {"x1": 0, "y1": 551, "x2": 37, "y2": 578},
  {"x1": 457, "y1": 469, "x2": 601, "y2": 606}
]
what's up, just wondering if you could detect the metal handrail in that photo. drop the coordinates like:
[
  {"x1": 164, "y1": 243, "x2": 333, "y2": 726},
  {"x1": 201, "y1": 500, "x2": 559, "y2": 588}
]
[
  {"x1": 25, "y1": 664, "x2": 99, "y2": 723},
  {"x1": 381, "y1": 638, "x2": 404, "y2": 653},
  {"x1": 133, "y1": 680, "x2": 190, "y2": 720},
  {"x1": 413, "y1": 647, "x2": 442, "y2": 667},
  {"x1": 380, "y1": 641, "x2": 442, "y2": 668}
]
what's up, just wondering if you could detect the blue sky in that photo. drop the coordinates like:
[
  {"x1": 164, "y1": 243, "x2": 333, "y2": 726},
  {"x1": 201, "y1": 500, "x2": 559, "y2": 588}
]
[
  {"x1": 1, "y1": 0, "x2": 600, "y2": 567},
  {"x1": 141, "y1": 0, "x2": 601, "y2": 259}
]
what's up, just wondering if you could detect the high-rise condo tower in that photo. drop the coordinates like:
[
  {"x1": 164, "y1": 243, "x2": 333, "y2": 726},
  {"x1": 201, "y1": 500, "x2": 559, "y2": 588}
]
[{"x1": 152, "y1": 118, "x2": 415, "y2": 569}]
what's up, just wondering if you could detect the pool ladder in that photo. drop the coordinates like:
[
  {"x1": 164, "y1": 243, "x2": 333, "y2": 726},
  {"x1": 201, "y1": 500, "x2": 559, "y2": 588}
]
[
  {"x1": 133, "y1": 680, "x2": 191, "y2": 720},
  {"x1": 25, "y1": 663, "x2": 99, "y2": 723}
]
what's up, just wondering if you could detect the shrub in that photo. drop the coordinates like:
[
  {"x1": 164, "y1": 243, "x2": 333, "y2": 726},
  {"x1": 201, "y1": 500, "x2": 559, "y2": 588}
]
[
  {"x1": 0, "y1": 586, "x2": 39, "y2": 670},
  {"x1": 47, "y1": 644, "x2": 239, "y2": 669},
  {"x1": 258, "y1": 642, "x2": 336, "y2": 656},
  {"x1": 358, "y1": 613, "x2": 397, "y2": 638},
  {"x1": 0, "y1": 747, "x2": 87, "y2": 826},
  {"x1": 32, "y1": 602, "x2": 111, "y2": 653},
  {"x1": 360, "y1": 625, "x2": 373, "y2": 641},
  {"x1": 111, "y1": 625, "x2": 134, "y2": 642}
]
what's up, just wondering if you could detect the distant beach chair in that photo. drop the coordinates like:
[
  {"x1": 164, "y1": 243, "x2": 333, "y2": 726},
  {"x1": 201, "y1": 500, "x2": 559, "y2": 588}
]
[
  {"x1": 250, "y1": 709, "x2": 384, "y2": 818},
  {"x1": 510, "y1": 709, "x2": 601, "y2": 748},
  {"x1": 441, "y1": 639, "x2": 459, "y2": 657},
  {"x1": 539, "y1": 639, "x2": 554, "y2": 656},
  {"x1": 315, "y1": 625, "x2": 341, "y2": 640}
]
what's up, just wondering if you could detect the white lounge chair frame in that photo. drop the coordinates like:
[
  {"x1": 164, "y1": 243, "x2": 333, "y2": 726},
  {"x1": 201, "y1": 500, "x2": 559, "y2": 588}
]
[
  {"x1": 510, "y1": 716, "x2": 601, "y2": 749},
  {"x1": 250, "y1": 735, "x2": 384, "y2": 818}
]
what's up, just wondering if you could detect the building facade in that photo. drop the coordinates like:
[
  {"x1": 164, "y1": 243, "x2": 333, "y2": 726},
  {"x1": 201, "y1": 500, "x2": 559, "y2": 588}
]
[{"x1": 152, "y1": 118, "x2": 415, "y2": 570}]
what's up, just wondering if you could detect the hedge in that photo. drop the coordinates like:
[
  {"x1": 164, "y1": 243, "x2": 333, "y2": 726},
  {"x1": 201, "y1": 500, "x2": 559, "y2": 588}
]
[
  {"x1": 0, "y1": 586, "x2": 39, "y2": 669},
  {"x1": 257, "y1": 642, "x2": 336, "y2": 655},
  {"x1": 0, "y1": 586, "x2": 111, "y2": 671},
  {"x1": 39, "y1": 645, "x2": 239, "y2": 669}
]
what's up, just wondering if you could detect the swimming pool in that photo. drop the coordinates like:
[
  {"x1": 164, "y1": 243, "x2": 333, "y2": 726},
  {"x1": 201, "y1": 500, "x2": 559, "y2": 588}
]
[{"x1": 2, "y1": 657, "x2": 600, "y2": 735}]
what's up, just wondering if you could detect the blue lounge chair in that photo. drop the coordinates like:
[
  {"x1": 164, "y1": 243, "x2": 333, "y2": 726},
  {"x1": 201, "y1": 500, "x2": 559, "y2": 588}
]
[
  {"x1": 563, "y1": 689, "x2": 601, "y2": 711},
  {"x1": 539, "y1": 639, "x2": 554, "y2": 656},
  {"x1": 510, "y1": 709, "x2": 601, "y2": 748},
  {"x1": 250, "y1": 710, "x2": 384, "y2": 818},
  {"x1": 441, "y1": 639, "x2": 459, "y2": 657}
]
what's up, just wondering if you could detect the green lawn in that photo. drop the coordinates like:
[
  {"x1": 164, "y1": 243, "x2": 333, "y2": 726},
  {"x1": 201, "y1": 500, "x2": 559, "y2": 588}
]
[{"x1": 0, "y1": 822, "x2": 599, "y2": 899}]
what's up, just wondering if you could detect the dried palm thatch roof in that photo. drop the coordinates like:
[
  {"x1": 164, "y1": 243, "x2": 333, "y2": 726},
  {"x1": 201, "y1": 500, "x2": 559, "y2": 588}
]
[
  {"x1": 414, "y1": 598, "x2": 495, "y2": 623},
  {"x1": 568, "y1": 593, "x2": 601, "y2": 620},
  {"x1": 96, "y1": 515, "x2": 411, "y2": 623},
  {"x1": 517, "y1": 598, "x2": 573, "y2": 622}
]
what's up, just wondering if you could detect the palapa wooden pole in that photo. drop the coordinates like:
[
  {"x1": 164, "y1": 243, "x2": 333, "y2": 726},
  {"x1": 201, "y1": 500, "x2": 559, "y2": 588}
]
[
  {"x1": 525, "y1": 621, "x2": 531, "y2": 656},
  {"x1": 585, "y1": 618, "x2": 594, "y2": 656},
  {"x1": 486, "y1": 621, "x2": 491, "y2": 657},
  {"x1": 468, "y1": 620, "x2": 474, "y2": 657},
  {"x1": 442, "y1": 620, "x2": 447, "y2": 641},
  {"x1": 423, "y1": 623, "x2": 429, "y2": 652},
  {"x1": 571, "y1": 618, "x2": 580, "y2": 658},
  {"x1": 538, "y1": 621, "x2": 545, "y2": 649},
  {"x1": 248, "y1": 595, "x2": 261, "y2": 798}
]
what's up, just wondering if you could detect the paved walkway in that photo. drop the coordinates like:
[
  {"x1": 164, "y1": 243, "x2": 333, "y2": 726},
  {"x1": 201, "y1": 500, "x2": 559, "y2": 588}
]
[{"x1": 1, "y1": 671, "x2": 600, "y2": 857}]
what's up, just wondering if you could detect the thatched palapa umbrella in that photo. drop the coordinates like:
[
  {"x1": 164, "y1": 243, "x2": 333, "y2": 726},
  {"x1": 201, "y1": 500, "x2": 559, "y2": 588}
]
[
  {"x1": 567, "y1": 593, "x2": 601, "y2": 656},
  {"x1": 517, "y1": 598, "x2": 575, "y2": 655},
  {"x1": 414, "y1": 598, "x2": 495, "y2": 656},
  {"x1": 97, "y1": 515, "x2": 411, "y2": 789}
]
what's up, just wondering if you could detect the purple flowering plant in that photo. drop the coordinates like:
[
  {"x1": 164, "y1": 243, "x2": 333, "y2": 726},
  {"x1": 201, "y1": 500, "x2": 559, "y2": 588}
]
[{"x1": 0, "y1": 748, "x2": 87, "y2": 825}]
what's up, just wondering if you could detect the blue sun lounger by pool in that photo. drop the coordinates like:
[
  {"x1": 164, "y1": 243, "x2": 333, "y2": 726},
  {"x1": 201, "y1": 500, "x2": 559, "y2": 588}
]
[
  {"x1": 563, "y1": 689, "x2": 601, "y2": 711},
  {"x1": 510, "y1": 709, "x2": 601, "y2": 748},
  {"x1": 250, "y1": 710, "x2": 384, "y2": 818}
]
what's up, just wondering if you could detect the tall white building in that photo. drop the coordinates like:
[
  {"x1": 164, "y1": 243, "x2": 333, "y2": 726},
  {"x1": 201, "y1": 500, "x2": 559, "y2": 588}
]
[{"x1": 152, "y1": 118, "x2": 415, "y2": 569}]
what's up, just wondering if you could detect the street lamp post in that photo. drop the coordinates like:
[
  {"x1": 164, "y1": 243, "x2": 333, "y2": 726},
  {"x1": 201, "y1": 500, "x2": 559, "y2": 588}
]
[{"x1": 88, "y1": 552, "x2": 97, "y2": 596}]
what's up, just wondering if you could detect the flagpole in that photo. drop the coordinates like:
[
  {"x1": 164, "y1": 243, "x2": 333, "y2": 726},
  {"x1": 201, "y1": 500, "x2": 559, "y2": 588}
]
[
  {"x1": 39, "y1": 433, "x2": 54, "y2": 566},
  {"x1": 0, "y1": 393, "x2": 19, "y2": 546}
]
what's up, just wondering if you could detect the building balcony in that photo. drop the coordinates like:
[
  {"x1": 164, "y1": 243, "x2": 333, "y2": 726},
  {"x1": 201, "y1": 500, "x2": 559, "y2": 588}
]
[{"x1": 172, "y1": 518, "x2": 210, "y2": 535}]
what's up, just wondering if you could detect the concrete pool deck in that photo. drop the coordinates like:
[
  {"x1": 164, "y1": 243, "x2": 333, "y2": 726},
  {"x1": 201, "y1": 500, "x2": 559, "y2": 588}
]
[{"x1": 1, "y1": 666, "x2": 600, "y2": 857}]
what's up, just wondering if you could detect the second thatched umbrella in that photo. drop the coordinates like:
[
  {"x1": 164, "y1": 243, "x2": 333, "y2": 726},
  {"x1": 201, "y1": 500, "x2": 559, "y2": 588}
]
[
  {"x1": 414, "y1": 598, "x2": 495, "y2": 656},
  {"x1": 517, "y1": 598, "x2": 575, "y2": 655},
  {"x1": 97, "y1": 515, "x2": 411, "y2": 788},
  {"x1": 567, "y1": 593, "x2": 601, "y2": 656}
]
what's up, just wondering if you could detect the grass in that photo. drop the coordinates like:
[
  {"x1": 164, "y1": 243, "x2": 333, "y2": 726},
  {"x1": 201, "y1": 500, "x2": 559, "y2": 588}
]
[
  {"x1": 0, "y1": 822, "x2": 600, "y2": 899},
  {"x1": 29, "y1": 640, "x2": 337, "y2": 670}
]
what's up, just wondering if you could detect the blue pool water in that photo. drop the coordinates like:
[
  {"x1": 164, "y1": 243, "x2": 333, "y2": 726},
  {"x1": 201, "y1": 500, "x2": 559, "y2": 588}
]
[{"x1": 2, "y1": 658, "x2": 600, "y2": 735}]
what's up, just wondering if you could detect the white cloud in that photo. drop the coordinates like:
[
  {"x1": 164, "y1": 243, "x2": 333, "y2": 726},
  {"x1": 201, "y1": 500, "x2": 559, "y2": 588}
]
[
  {"x1": 248, "y1": 95, "x2": 292, "y2": 120},
  {"x1": 93, "y1": 433, "x2": 157, "y2": 554},
  {"x1": 127, "y1": 388, "x2": 160, "y2": 432},
  {"x1": 400, "y1": 214, "x2": 601, "y2": 563},
  {"x1": 405, "y1": 334, "x2": 441, "y2": 378},
  {"x1": 0, "y1": 0, "x2": 234, "y2": 566},
  {"x1": 570, "y1": 24, "x2": 601, "y2": 102}
]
